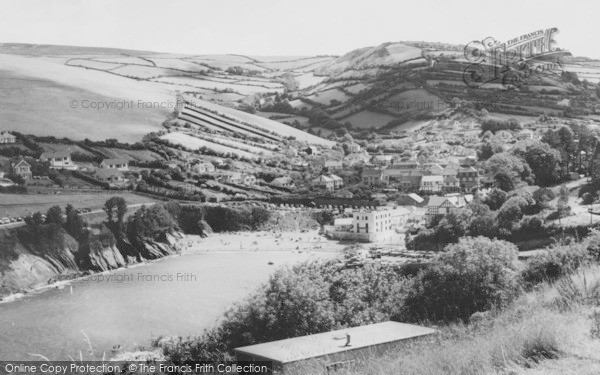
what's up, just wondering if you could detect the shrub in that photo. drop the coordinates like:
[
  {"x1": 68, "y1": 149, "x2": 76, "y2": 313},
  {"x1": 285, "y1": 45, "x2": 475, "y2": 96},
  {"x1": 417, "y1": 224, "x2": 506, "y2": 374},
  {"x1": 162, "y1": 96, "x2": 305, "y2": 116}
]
[
  {"x1": 522, "y1": 242, "x2": 589, "y2": 285},
  {"x1": 404, "y1": 237, "x2": 523, "y2": 322}
]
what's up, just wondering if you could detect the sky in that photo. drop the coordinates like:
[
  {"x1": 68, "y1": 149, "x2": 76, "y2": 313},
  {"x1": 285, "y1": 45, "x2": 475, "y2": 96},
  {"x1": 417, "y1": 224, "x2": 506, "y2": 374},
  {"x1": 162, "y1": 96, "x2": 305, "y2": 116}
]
[{"x1": 0, "y1": 0, "x2": 598, "y2": 58}]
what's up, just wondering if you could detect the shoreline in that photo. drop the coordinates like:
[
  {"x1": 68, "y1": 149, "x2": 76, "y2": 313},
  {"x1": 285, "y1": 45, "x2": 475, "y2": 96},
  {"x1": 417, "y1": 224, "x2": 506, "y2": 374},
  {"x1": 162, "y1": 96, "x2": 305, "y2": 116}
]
[{"x1": 0, "y1": 230, "x2": 345, "y2": 305}]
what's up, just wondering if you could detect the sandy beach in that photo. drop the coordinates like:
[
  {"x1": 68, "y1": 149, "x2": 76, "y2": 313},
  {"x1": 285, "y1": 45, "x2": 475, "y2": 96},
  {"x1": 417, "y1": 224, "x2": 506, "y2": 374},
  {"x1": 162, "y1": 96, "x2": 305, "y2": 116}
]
[{"x1": 178, "y1": 229, "x2": 349, "y2": 253}]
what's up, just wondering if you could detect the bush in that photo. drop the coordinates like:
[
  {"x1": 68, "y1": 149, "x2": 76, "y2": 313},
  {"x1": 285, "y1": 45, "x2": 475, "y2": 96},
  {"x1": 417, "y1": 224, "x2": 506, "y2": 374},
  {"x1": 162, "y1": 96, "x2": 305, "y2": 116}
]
[
  {"x1": 522, "y1": 243, "x2": 589, "y2": 285},
  {"x1": 404, "y1": 237, "x2": 523, "y2": 322}
]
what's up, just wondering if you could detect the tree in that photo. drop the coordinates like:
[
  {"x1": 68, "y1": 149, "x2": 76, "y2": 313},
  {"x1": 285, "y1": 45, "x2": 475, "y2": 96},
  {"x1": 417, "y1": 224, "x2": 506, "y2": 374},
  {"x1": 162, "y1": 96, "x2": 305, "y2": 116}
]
[
  {"x1": 45, "y1": 205, "x2": 63, "y2": 225},
  {"x1": 494, "y1": 172, "x2": 515, "y2": 192},
  {"x1": 103, "y1": 196, "x2": 127, "y2": 224},
  {"x1": 557, "y1": 184, "x2": 571, "y2": 220},
  {"x1": 519, "y1": 142, "x2": 562, "y2": 186},
  {"x1": 486, "y1": 152, "x2": 533, "y2": 186},
  {"x1": 404, "y1": 237, "x2": 522, "y2": 322},
  {"x1": 483, "y1": 188, "x2": 508, "y2": 210},
  {"x1": 532, "y1": 187, "x2": 555, "y2": 211},
  {"x1": 64, "y1": 204, "x2": 85, "y2": 239},
  {"x1": 477, "y1": 139, "x2": 504, "y2": 161}
]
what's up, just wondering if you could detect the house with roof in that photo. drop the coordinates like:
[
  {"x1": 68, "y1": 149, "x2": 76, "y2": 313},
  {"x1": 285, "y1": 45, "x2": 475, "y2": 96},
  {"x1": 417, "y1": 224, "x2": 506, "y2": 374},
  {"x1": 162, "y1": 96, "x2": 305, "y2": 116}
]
[
  {"x1": 94, "y1": 168, "x2": 125, "y2": 185},
  {"x1": 395, "y1": 170, "x2": 424, "y2": 190},
  {"x1": 397, "y1": 193, "x2": 425, "y2": 207},
  {"x1": 100, "y1": 158, "x2": 129, "y2": 171},
  {"x1": 10, "y1": 159, "x2": 32, "y2": 180},
  {"x1": 457, "y1": 167, "x2": 480, "y2": 191},
  {"x1": 189, "y1": 161, "x2": 215, "y2": 174},
  {"x1": 324, "y1": 160, "x2": 344, "y2": 171},
  {"x1": 362, "y1": 168, "x2": 388, "y2": 185},
  {"x1": 242, "y1": 174, "x2": 257, "y2": 186},
  {"x1": 420, "y1": 175, "x2": 444, "y2": 192},
  {"x1": 311, "y1": 175, "x2": 335, "y2": 191},
  {"x1": 425, "y1": 195, "x2": 468, "y2": 222},
  {"x1": 271, "y1": 176, "x2": 295, "y2": 189},
  {"x1": 344, "y1": 152, "x2": 371, "y2": 166},
  {"x1": 222, "y1": 173, "x2": 243, "y2": 185},
  {"x1": 0, "y1": 131, "x2": 16, "y2": 144},
  {"x1": 330, "y1": 174, "x2": 344, "y2": 189},
  {"x1": 517, "y1": 129, "x2": 536, "y2": 140},
  {"x1": 420, "y1": 162, "x2": 444, "y2": 175},
  {"x1": 444, "y1": 175, "x2": 460, "y2": 192},
  {"x1": 40, "y1": 151, "x2": 77, "y2": 170}
]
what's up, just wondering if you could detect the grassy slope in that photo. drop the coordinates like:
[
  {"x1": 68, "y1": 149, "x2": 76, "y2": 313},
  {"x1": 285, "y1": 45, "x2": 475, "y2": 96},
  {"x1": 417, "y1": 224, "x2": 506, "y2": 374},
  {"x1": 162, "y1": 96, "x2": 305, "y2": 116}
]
[{"x1": 295, "y1": 265, "x2": 600, "y2": 375}]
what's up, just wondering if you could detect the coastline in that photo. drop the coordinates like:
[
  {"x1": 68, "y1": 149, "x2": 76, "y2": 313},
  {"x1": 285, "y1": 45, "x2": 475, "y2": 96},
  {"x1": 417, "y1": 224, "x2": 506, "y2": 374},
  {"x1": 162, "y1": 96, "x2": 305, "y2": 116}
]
[{"x1": 0, "y1": 230, "x2": 344, "y2": 305}]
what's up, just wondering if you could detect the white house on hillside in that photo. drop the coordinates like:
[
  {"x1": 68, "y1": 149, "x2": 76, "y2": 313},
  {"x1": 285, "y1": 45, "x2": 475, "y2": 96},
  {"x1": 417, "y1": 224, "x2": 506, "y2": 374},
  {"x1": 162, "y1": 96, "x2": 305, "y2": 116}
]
[
  {"x1": 40, "y1": 152, "x2": 77, "y2": 170},
  {"x1": 100, "y1": 158, "x2": 129, "y2": 171}
]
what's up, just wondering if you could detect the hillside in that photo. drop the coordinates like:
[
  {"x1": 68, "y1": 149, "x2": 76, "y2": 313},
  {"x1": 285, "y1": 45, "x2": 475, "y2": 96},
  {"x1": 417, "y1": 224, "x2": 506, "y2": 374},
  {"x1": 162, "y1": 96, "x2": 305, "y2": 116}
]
[{"x1": 0, "y1": 44, "x2": 335, "y2": 146}]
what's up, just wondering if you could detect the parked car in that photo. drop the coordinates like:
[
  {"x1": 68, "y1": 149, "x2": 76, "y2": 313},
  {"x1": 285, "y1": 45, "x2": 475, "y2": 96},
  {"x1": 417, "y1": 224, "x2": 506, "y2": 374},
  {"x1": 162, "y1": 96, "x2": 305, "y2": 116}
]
[{"x1": 0, "y1": 218, "x2": 10, "y2": 225}]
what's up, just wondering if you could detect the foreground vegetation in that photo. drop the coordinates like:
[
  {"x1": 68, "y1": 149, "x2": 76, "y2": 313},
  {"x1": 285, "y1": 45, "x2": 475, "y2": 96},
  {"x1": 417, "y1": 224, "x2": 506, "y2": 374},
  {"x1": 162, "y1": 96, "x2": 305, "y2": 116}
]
[{"x1": 132, "y1": 232, "x2": 600, "y2": 373}]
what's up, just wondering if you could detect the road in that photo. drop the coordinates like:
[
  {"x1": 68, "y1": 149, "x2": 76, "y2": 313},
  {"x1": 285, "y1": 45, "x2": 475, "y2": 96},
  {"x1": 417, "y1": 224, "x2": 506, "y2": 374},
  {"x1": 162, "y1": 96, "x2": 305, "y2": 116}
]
[{"x1": 0, "y1": 202, "x2": 154, "y2": 230}]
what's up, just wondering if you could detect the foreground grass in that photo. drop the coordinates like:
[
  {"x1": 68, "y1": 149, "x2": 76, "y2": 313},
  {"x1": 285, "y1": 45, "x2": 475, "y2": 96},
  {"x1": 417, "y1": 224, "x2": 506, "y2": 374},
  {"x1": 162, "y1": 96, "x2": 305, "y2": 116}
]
[{"x1": 294, "y1": 265, "x2": 600, "y2": 375}]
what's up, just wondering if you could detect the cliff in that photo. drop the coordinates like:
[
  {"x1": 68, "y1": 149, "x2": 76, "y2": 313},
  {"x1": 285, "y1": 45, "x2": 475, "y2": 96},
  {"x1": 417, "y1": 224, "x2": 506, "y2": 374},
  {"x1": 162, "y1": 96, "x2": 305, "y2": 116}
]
[{"x1": 0, "y1": 227, "x2": 183, "y2": 300}]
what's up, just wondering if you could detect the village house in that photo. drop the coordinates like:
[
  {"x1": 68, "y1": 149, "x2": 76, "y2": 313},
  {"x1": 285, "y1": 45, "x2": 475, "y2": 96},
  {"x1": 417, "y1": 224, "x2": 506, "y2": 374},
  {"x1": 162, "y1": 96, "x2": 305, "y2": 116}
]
[
  {"x1": 420, "y1": 175, "x2": 444, "y2": 192},
  {"x1": 344, "y1": 151, "x2": 371, "y2": 166},
  {"x1": 222, "y1": 173, "x2": 242, "y2": 185},
  {"x1": 362, "y1": 168, "x2": 388, "y2": 185},
  {"x1": 420, "y1": 162, "x2": 444, "y2": 175},
  {"x1": 396, "y1": 193, "x2": 425, "y2": 207},
  {"x1": 94, "y1": 168, "x2": 125, "y2": 185},
  {"x1": 189, "y1": 161, "x2": 215, "y2": 174},
  {"x1": 443, "y1": 175, "x2": 460, "y2": 192},
  {"x1": 330, "y1": 174, "x2": 344, "y2": 189},
  {"x1": 241, "y1": 174, "x2": 257, "y2": 186},
  {"x1": 311, "y1": 175, "x2": 335, "y2": 191},
  {"x1": 517, "y1": 129, "x2": 536, "y2": 140},
  {"x1": 557, "y1": 98, "x2": 570, "y2": 107},
  {"x1": 271, "y1": 176, "x2": 295, "y2": 189},
  {"x1": 457, "y1": 167, "x2": 480, "y2": 191},
  {"x1": 390, "y1": 160, "x2": 419, "y2": 170},
  {"x1": 345, "y1": 142, "x2": 362, "y2": 153},
  {"x1": 100, "y1": 158, "x2": 129, "y2": 171},
  {"x1": 39, "y1": 151, "x2": 77, "y2": 170},
  {"x1": 425, "y1": 195, "x2": 468, "y2": 223},
  {"x1": 324, "y1": 160, "x2": 344, "y2": 171},
  {"x1": 0, "y1": 131, "x2": 17, "y2": 144},
  {"x1": 395, "y1": 170, "x2": 424, "y2": 190},
  {"x1": 10, "y1": 159, "x2": 32, "y2": 180}
]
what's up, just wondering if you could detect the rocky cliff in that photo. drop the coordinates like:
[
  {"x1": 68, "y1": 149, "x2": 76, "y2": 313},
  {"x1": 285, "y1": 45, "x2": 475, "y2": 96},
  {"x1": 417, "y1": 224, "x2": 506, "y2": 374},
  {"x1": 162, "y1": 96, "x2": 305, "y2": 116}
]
[{"x1": 0, "y1": 228, "x2": 183, "y2": 300}]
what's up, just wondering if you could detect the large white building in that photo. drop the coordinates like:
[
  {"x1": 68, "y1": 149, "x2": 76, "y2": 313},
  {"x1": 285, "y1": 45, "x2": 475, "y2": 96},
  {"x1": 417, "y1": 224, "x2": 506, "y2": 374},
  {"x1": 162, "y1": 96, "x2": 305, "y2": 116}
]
[{"x1": 326, "y1": 207, "x2": 411, "y2": 243}]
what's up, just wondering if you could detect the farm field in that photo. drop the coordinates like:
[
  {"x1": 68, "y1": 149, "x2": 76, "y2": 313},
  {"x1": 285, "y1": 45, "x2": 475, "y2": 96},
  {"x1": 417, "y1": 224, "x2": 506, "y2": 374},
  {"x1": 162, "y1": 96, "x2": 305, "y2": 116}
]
[
  {"x1": 93, "y1": 147, "x2": 165, "y2": 162},
  {"x1": 306, "y1": 88, "x2": 351, "y2": 105},
  {"x1": 160, "y1": 132, "x2": 259, "y2": 159},
  {"x1": 182, "y1": 97, "x2": 335, "y2": 146},
  {"x1": 0, "y1": 66, "x2": 168, "y2": 143},
  {"x1": 38, "y1": 143, "x2": 95, "y2": 156},
  {"x1": 342, "y1": 110, "x2": 396, "y2": 129},
  {"x1": 0, "y1": 192, "x2": 155, "y2": 218}
]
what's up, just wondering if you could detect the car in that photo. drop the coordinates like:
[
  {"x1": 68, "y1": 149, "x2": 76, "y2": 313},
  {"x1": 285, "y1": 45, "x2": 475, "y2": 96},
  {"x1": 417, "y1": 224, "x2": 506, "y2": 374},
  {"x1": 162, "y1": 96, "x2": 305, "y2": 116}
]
[{"x1": 0, "y1": 218, "x2": 10, "y2": 225}]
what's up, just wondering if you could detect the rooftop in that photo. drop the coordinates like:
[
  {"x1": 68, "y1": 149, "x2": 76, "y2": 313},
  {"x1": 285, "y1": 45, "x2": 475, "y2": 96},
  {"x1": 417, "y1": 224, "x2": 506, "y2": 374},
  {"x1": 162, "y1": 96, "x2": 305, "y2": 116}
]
[{"x1": 234, "y1": 321, "x2": 436, "y2": 365}]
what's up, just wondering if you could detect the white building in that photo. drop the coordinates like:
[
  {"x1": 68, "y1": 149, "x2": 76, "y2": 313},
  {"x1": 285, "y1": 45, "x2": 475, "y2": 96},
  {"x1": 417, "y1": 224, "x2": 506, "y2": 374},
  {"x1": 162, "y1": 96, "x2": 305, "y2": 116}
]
[
  {"x1": 100, "y1": 158, "x2": 129, "y2": 171},
  {"x1": 39, "y1": 152, "x2": 77, "y2": 170},
  {"x1": 420, "y1": 175, "x2": 444, "y2": 192},
  {"x1": 0, "y1": 131, "x2": 16, "y2": 144}
]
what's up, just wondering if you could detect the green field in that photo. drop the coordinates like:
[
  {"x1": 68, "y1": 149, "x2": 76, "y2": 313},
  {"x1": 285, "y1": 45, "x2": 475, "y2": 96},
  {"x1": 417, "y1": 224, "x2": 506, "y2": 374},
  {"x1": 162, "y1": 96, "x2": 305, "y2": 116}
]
[{"x1": 0, "y1": 192, "x2": 156, "y2": 218}]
